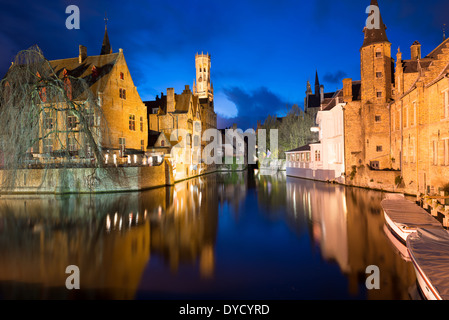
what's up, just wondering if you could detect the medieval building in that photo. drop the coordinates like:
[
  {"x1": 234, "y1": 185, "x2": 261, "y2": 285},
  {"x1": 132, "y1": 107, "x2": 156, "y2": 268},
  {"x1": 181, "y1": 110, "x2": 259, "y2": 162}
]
[
  {"x1": 343, "y1": 0, "x2": 449, "y2": 195},
  {"x1": 36, "y1": 25, "x2": 148, "y2": 164}
]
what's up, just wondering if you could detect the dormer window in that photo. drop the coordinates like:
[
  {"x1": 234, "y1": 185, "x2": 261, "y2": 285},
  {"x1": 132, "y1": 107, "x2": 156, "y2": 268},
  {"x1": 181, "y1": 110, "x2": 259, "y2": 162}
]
[{"x1": 92, "y1": 66, "x2": 98, "y2": 79}]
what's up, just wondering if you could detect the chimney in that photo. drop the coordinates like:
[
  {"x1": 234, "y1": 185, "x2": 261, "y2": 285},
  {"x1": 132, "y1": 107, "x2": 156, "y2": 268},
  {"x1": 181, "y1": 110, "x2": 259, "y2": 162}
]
[
  {"x1": 343, "y1": 78, "x2": 353, "y2": 102},
  {"x1": 411, "y1": 41, "x2": 421, "y2": 60},
  {"x1": 320, "y1": 85, "x2": 324, "y2": 103},
  {"x1": 167, "y1": 88, "x2": 175, "y2": 113},
  {"x1": 79, "y1": 45, "x2": 87, "y2": 63}
]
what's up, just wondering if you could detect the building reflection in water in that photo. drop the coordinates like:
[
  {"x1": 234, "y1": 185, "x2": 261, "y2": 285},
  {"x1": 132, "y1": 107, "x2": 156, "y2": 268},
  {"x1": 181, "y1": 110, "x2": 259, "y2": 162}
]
[
  {"x1": 284, "y1": 175, "x2": 416, "y2": 300},
  {"x1": 0, "y1": 173, "x2": 222, "y2": 299},
  {"x1": 0, "y1": 171, "x2": 419, "y2": 300}
]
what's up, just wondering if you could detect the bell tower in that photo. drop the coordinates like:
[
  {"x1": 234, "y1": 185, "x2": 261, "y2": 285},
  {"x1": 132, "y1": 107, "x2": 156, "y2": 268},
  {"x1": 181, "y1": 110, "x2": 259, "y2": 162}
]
[
  {"x1": 194, "y1": 52, "x2": 213, "y2": 101},
  {"x1": 360, "y1": 0, "x2": 393, "y2": 104}
]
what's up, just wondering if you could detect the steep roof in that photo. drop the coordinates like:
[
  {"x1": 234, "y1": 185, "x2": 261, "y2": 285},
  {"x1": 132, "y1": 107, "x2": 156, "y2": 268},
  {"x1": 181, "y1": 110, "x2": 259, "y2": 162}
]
[
  {"x1": 362, "y1": 0, "x2": 390, "y2": 48},
  {"x1": 101, "y1": 27, "x2": 112, "y2": 55},
  {"x1": 49, "y1": 52, "x2": 119, "y2": 100}
]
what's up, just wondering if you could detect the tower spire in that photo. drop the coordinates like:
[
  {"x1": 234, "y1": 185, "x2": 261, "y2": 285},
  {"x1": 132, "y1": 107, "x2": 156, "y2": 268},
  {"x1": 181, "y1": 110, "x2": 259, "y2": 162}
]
[
  {"x1": 314, "y1": 70, "x2": 320, "y2": 96},
  {"x1": 100, "y1": 12, "x2": 112, "y2": 55},
  {"x1": 362, "y1": 0, "x2": 389, "y2": 48}
]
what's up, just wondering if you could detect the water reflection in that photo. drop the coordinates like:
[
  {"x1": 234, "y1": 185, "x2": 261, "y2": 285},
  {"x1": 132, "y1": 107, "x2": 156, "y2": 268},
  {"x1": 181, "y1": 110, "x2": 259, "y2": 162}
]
[
  {"x1": 0, "y1": 171, "x2": 418, "y2": 299},
  {"x1": 283, "y1": 176, "x2": 416, "y2": 300}
]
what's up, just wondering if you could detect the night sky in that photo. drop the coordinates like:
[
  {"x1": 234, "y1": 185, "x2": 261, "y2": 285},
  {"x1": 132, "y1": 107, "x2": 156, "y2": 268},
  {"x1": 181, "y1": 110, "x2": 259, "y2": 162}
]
[{"x1": 0, "y1": 0, "x2": 448, "y2": 130}]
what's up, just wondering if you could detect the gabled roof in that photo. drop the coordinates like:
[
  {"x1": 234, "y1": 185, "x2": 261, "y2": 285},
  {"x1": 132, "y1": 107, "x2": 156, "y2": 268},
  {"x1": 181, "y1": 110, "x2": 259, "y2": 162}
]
[
  {"x1": 401, "y1": 59, "x2": 432, "y2": 74},
  {"x1": 49, "y1": 53, "x2": 119, "y2": 100}
]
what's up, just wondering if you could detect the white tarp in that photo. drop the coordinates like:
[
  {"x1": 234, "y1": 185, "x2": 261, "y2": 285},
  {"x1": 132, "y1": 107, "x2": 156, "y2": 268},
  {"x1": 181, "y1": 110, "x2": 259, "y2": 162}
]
[{"x1": 407, "y1": 228, "x2": 449, "y2": 300}]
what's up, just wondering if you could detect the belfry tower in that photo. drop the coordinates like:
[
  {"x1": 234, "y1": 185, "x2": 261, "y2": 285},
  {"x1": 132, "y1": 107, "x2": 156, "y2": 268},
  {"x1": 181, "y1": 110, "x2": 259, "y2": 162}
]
[{"x1": 194, "y1": 52, "x2": 213, "y2": 102}]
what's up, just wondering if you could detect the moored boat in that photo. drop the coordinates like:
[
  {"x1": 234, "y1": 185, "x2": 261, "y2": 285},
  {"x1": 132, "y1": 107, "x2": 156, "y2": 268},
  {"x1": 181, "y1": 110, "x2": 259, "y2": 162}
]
[
  {"x1": 407, "y1": 228, "x2": 449, "y2": 300},
  {"x1": 381, "y1": 193, "x2": 442, "y2": 244}
]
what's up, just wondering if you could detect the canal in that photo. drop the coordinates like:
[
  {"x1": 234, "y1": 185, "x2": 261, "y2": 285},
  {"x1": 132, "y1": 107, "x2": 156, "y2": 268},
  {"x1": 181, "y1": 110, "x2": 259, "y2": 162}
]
[{"x1": 0, "y1": 170, "x2": 417, "y2": 299}]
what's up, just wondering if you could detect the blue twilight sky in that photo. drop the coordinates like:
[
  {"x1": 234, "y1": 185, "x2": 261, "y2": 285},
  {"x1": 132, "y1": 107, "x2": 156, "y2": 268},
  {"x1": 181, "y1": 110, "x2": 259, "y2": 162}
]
[{"x1": 0, "y1": 0, "x2": 448, "y2": 130}]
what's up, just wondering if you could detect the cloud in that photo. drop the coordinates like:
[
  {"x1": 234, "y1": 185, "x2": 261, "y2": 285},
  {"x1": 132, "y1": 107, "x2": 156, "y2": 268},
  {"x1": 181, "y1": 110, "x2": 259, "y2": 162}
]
[
  {"x1": 323, "y1": 70, "x2": 347, "y2": 85},
  {"x1": 219, "y1": 86, "x2": 290, "y2": 129}
]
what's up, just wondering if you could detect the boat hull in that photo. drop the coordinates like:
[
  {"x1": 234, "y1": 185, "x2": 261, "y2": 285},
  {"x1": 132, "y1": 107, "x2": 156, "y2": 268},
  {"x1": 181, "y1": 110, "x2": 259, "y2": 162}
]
[{"x1": 408, "y1": 247, "x2": 442, "y2": 300}]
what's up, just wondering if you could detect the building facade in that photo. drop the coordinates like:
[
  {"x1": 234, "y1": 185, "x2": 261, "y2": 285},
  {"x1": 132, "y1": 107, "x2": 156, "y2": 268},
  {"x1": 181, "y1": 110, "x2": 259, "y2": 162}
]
[{"x1": 35, "y1": 27, "x2": 148, "y2": 165}]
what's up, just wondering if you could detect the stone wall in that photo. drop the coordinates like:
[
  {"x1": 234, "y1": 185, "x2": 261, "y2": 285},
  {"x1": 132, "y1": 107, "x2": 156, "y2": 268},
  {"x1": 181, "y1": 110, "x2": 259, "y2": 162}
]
[{"x1": 0, "y1": 161, "x2": 173, "y2": 194}]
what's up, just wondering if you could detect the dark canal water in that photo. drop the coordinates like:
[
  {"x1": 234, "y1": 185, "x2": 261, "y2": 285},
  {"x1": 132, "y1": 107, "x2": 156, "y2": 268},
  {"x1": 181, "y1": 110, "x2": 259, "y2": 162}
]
[{"x1": 0, "y1": 170, "x2": 418, "y2": 299}]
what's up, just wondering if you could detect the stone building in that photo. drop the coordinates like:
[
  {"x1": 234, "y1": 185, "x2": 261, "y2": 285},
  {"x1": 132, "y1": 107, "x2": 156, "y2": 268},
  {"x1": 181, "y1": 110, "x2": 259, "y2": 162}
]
[
  {"x1": 36, "y1": 26, "x2": 148, "y2": 164},
  {"x1": 391, "y1": 38, "x2": 449, "y2": 194},
  {"x1": 342, "y1": 0, "x2": 449, "y2": 195},
  {"x1": 342, "y1": 0, "x2": 400, "y2": 191},
  {"x1": 145, "y1": 53, "x2": 217, "y2": 169}
]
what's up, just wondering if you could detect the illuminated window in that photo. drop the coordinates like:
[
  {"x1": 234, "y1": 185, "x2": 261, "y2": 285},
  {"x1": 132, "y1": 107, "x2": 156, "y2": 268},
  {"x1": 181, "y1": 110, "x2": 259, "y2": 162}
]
[
  {"x1": 43, "y1": 138, "x2": 53, "y2": 154},
  {"x1": 44, "y1": 112, "x2": 54, "y2": 130},
  {"x1": 68, "y1": 115, "x2": 77, "y2": 129},
  {"x1": 68, "y1": 137, "x2": 77, "y2": 152},
  {"x1": 129, "y1": 114, "x2": 136, "y2": 131},
  {"x1": 119, "y1": 88, "x2": 126, "y2": 100}
]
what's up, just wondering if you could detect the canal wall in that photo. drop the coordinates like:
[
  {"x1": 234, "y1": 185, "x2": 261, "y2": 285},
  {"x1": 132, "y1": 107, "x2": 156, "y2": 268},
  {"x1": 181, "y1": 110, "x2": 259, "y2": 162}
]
[
  {"x1": 0, "y1": 159, "x2": 249, "y2": 194},
  {"x1": 0, "y1": 160, "x2": 174, "y2": 194}
]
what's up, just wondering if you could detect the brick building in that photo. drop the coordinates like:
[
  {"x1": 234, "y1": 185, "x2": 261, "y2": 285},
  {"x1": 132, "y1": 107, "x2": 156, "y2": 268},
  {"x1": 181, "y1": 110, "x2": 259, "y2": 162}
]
[{"x1": 35, "y1": 26, "x2": 148, "y2": 164}]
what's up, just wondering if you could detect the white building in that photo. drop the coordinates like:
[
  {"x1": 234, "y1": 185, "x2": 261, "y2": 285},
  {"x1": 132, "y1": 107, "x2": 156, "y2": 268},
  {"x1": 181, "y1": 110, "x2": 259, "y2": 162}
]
[
  {"x1": 315, "y1": 90, "x2": 345, "y2": 183},
  {"x1": 286, "y1": 90, "x2": 345, "y2": 183}
]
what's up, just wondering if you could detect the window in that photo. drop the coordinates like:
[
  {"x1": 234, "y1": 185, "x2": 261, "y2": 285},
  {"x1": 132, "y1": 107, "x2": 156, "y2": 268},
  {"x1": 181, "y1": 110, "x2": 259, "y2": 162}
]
[
  {"x1": 86, "y1": 113, "x2": 95, "y2": 127},
  {"x1": 433, "y1": 141, "x2": 438, "y2": 165},
  {"x1": 370, "y1": 161, "x2": 379, "y2": 170},
  {"x1": 120, "y1": 72, "x2": 124, "y2": 80},
  {"x1": 405, "y1": 106, "x2": 409, "y2": 128},
  {"x1": 119, "y1": 88, "x2": 126, "y2": 100},
  {"x1": 140, "y1": 117, "x2": 144, "y2": 132},
  {"x1": 315, "y1": 150, "x2": 321, "y2": 162},
  {"x1": 444, "y1": 139, "x2": 449, "y2": 166},
  {"x1": 68, "y1": 137, "x2": 77, "y2": 152},
  {"x1": 43, "y1": 138, "x2": 53, "y2": 154},
  {"x1": 141, "y1": 140, "x2": 145, "y2": 151},
  {"x1": 161, "y1": 140, "x2": 165, "y2": 147},
  {"x1": 412, "y1": 102, "x2": 417, "y2": 126},
  {"x1": 410, "y1": 138, "x2": 415, "y2": 163},
  {"x1": 392, "y1": 112, "x2": 396, "y2": 131},
  {"x1": 375, "y1": 115, "x2": 381, "y2": 122},
  {"x1": 376, "y1": 50, "x2": 382, "y2": 58},
  {"x1": 44, "y1": 112, "x2": 54, "y2": 130},
  {"x1": 306, "y1": 153, "x2": 310, "y2": 162},
  {"x1": 129, "y1": 114, "x2": 136, "y2": 131},
  {"x1": 444, "y1": 91, "x2": 449, "y2": 119},
  {"x1": 376, "y1": 92, "x2": 382, "y2": 98},
  {"x1": 119, "y1": 137, "x2": 126, "y2": 156},
  {"x1": 152, "y1": 108, "x2": 158, "y2": 114},
  {"x1": 68, "y1": 115, "x2": 77, "y2": 129},
  {"x1": 376, "y1": 72, "x2": 382, "y2": 78},
  {"x1": 376, "y1": 145, "x2": 383, "y2": 152}
]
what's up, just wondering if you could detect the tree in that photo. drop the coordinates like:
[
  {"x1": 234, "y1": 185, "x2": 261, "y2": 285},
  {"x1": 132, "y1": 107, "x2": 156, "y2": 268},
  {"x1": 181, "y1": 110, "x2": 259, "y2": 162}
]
[
  {"x1": 0, "y1": 45, "x2": 121, "y2": 191},
  {"x1": 260, "y1": 104, "x2": 316, "y2": 159}
]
